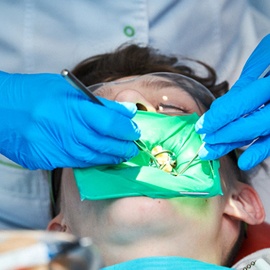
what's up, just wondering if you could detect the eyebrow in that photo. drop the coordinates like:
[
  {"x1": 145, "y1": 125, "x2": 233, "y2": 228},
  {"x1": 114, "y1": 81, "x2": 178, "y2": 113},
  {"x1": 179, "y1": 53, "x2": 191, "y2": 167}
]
[{"x1": 140, "y1": 78, "x2": 181, "y2": 91}]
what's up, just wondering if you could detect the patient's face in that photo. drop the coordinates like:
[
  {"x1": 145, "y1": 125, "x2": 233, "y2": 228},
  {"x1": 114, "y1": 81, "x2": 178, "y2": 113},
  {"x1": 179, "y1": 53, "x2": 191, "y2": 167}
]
[{"x1": 50, "y1": 74, "x2": 263, "y2": 267}]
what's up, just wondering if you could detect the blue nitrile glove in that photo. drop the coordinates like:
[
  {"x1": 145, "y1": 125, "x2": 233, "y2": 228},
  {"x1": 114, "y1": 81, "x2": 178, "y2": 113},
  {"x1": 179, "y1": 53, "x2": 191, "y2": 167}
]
[
  {"x1": 195, "y1": 34, "x2": 270, "y2": 170},
  {"x1": 0, "y1": 71, "x2": 140, "y2": 170}
]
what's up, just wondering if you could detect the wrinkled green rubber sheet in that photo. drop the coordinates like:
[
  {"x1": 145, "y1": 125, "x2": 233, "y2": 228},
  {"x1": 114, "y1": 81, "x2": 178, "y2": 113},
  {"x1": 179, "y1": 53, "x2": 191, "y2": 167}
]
[{"x1": 74, "y1": 111, "x2": 222, "y2": 200}]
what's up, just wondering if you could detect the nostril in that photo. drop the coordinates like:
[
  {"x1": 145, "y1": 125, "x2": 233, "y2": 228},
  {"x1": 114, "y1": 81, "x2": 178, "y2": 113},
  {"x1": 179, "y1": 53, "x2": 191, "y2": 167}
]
[{"x1": 136, "y1": 103, "x2": 148, "y2": 111}]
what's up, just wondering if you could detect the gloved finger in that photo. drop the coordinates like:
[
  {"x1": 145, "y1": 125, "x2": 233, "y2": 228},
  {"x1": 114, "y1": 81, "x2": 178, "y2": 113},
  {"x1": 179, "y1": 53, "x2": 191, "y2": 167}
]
[
  {"x1": 72, "y1": 148, "x2": 133, "y2": 168},
  {"x1": 198, "y1": 140, "x2": 250, "y2": 160},
  {"x1": 98, "y1": 97, "x2": 137, "y2": 118},
  {"x1": 18, "y1": 148, "x2": 128, "y2": 170},
  {"x1": 73, "y1": 127, "x2": 139, "y2": 161},
  {"x1": 16, "y1": 135, "x2": 136, "y2": 170},
  {"x1": 78, "y1": 100, "x2": 141, "y2": 141},
  {"x1": 238, "y1": 135, "x2": 270, "y2": 171},
  {"x1": 196, "y1": 76, "x2": 270, "y2": 134},
  {"x1": 202, "y1": 103, "x2": 270, "y2": 144},
  {"x1": 63, "y1": 150, "x2": 128, "y2": 169}
]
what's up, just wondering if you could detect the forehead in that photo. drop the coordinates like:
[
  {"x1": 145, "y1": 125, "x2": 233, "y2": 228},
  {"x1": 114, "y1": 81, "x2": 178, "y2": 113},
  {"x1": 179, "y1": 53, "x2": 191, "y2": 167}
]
[{"x1": 89, "y1": 72, "x2": 211, "y2": 88}]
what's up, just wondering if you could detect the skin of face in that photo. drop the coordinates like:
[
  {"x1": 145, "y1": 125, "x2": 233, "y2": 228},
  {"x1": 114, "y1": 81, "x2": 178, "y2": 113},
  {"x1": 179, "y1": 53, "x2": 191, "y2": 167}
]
[{"x1": 48, "y1": 75, "x2": 265, "y2": 267}]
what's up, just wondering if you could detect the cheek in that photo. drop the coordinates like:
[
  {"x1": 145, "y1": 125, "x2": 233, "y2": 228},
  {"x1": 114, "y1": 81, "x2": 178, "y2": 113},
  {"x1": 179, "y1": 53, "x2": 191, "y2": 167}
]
[
  {"x1": 106, "y1": 197, "x2": 170, "y2": 226},
  {"x1": 184, "y1": 96, "x2": 203, "y2": 115},
  {"x1": 105, "y1": 196, "x2": 222, "y2": 230},
  {"x1": 170, "y1": 196, "x2": 227, "y2": 245},
  {"x1": 62, "y1": 169, "x2": 81, "y2": 209},
  {"x1": 61, "y1": 169, "x2": 86, "y2": 233},
  {"x1": 169, "y1": 196, "x2": 223, "y2": 224},
  {"x1": 101, "y1": 197, "x2": 195, "y2": 234}
]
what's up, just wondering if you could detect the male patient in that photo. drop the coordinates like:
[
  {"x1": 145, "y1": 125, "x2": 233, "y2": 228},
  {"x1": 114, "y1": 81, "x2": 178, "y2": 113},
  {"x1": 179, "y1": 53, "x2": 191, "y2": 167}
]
[{"x1": 48, "y1": 45, "x2": 265, "y2": 268}]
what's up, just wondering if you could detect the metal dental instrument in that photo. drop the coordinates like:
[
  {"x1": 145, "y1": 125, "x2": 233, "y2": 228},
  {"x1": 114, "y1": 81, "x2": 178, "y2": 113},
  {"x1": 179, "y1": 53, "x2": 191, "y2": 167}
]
[
  {"x1": 258, "y1": 64, "x2": 270, "y2": 79},
  {"x1": 61, "y1": 69, "x2": 104, "y2": 106},
  {"x1": 61, "y1": 69, "x2": 152, "y2": 155},
  {"x1": 178, "y1": 191, "x2": 209, "y2": 196},
  {"x1": 133, "y1": 140, "x2": 160, "y2": 168},
  {"x1": 178, "y1": 142, "x2": 206, "y2": 175}
]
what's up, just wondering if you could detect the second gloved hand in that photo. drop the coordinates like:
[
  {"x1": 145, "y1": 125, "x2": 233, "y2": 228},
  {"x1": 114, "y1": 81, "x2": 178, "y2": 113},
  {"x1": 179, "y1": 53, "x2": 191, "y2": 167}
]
[
  {"x1": 195, "y1": 34, "x2": 270, "y2": 170},
  {"x1": 0, "y1": 71, "x2": 140, "y2": 170}
]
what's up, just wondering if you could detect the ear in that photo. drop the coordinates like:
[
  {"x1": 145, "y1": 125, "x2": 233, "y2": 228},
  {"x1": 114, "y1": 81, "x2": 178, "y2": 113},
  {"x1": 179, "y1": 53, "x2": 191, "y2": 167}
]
[
  {"x1": 224, "y1": 182, "x2": 265, "y2": 225},
  {"x1": 47, "y1": 213, "x2": 67, "y2": 232}
]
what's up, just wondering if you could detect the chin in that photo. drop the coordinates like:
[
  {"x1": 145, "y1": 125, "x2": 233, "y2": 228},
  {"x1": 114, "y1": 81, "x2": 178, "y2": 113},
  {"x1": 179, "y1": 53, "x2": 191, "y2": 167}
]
[{"x1": 106, "y1": 197, "x2": 178, "y2": 228}]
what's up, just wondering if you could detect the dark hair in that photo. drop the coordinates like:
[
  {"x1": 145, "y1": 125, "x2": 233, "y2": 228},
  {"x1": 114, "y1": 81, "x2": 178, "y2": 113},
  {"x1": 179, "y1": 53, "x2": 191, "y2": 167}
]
[{"x1": 72, "y1": 44, "x2": 229, "y2": 98}]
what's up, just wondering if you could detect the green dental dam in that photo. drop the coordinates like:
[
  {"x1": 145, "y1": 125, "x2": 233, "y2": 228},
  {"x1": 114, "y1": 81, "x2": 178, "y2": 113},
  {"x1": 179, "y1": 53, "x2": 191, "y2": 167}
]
[{"x1": 74, "y1": 111, "x2": 222, "y2": 200}]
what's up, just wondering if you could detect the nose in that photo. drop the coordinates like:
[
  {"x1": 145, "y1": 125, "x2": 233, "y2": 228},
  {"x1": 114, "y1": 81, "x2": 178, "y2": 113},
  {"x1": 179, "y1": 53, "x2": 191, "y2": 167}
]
[{"x1": 114, "y1": 89, "x2": 156, "y2": 112}]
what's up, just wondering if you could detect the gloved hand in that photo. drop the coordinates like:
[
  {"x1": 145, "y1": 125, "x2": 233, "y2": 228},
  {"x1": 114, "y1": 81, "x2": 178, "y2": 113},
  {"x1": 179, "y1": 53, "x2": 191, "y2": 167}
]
[
  {"x1": 0, "y1": 71, "x2": 140, "y2": 170},
  {"x1": 195, "y1": 34, "x2": 270, "y2": 170}
]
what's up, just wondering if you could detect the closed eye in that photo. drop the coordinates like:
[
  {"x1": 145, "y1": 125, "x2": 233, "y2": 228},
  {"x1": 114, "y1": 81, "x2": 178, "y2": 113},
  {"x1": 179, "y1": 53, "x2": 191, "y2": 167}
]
[{"x1": 157, "y1": 103, "x2": 189, "y2": 115}]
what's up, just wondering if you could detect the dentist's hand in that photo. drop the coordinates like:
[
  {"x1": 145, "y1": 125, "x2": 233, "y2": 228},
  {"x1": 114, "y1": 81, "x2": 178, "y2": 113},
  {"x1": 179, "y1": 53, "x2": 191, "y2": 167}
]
[
  {"x1": 195, "y1": 34, "x2": 270, "y2": 170},
  {"x1": 0, "y1": 71, "x2": 140, "y2": 170}
]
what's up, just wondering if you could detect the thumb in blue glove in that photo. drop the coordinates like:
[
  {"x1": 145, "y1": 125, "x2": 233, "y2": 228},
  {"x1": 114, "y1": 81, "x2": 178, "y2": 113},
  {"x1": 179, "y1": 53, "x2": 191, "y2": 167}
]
[
  {"x1": 0, "y1": 71, "x2": 141, "y2": 170},
  {"x1": 195, "y1": 34, "x2": 270, "y2": 170}
]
